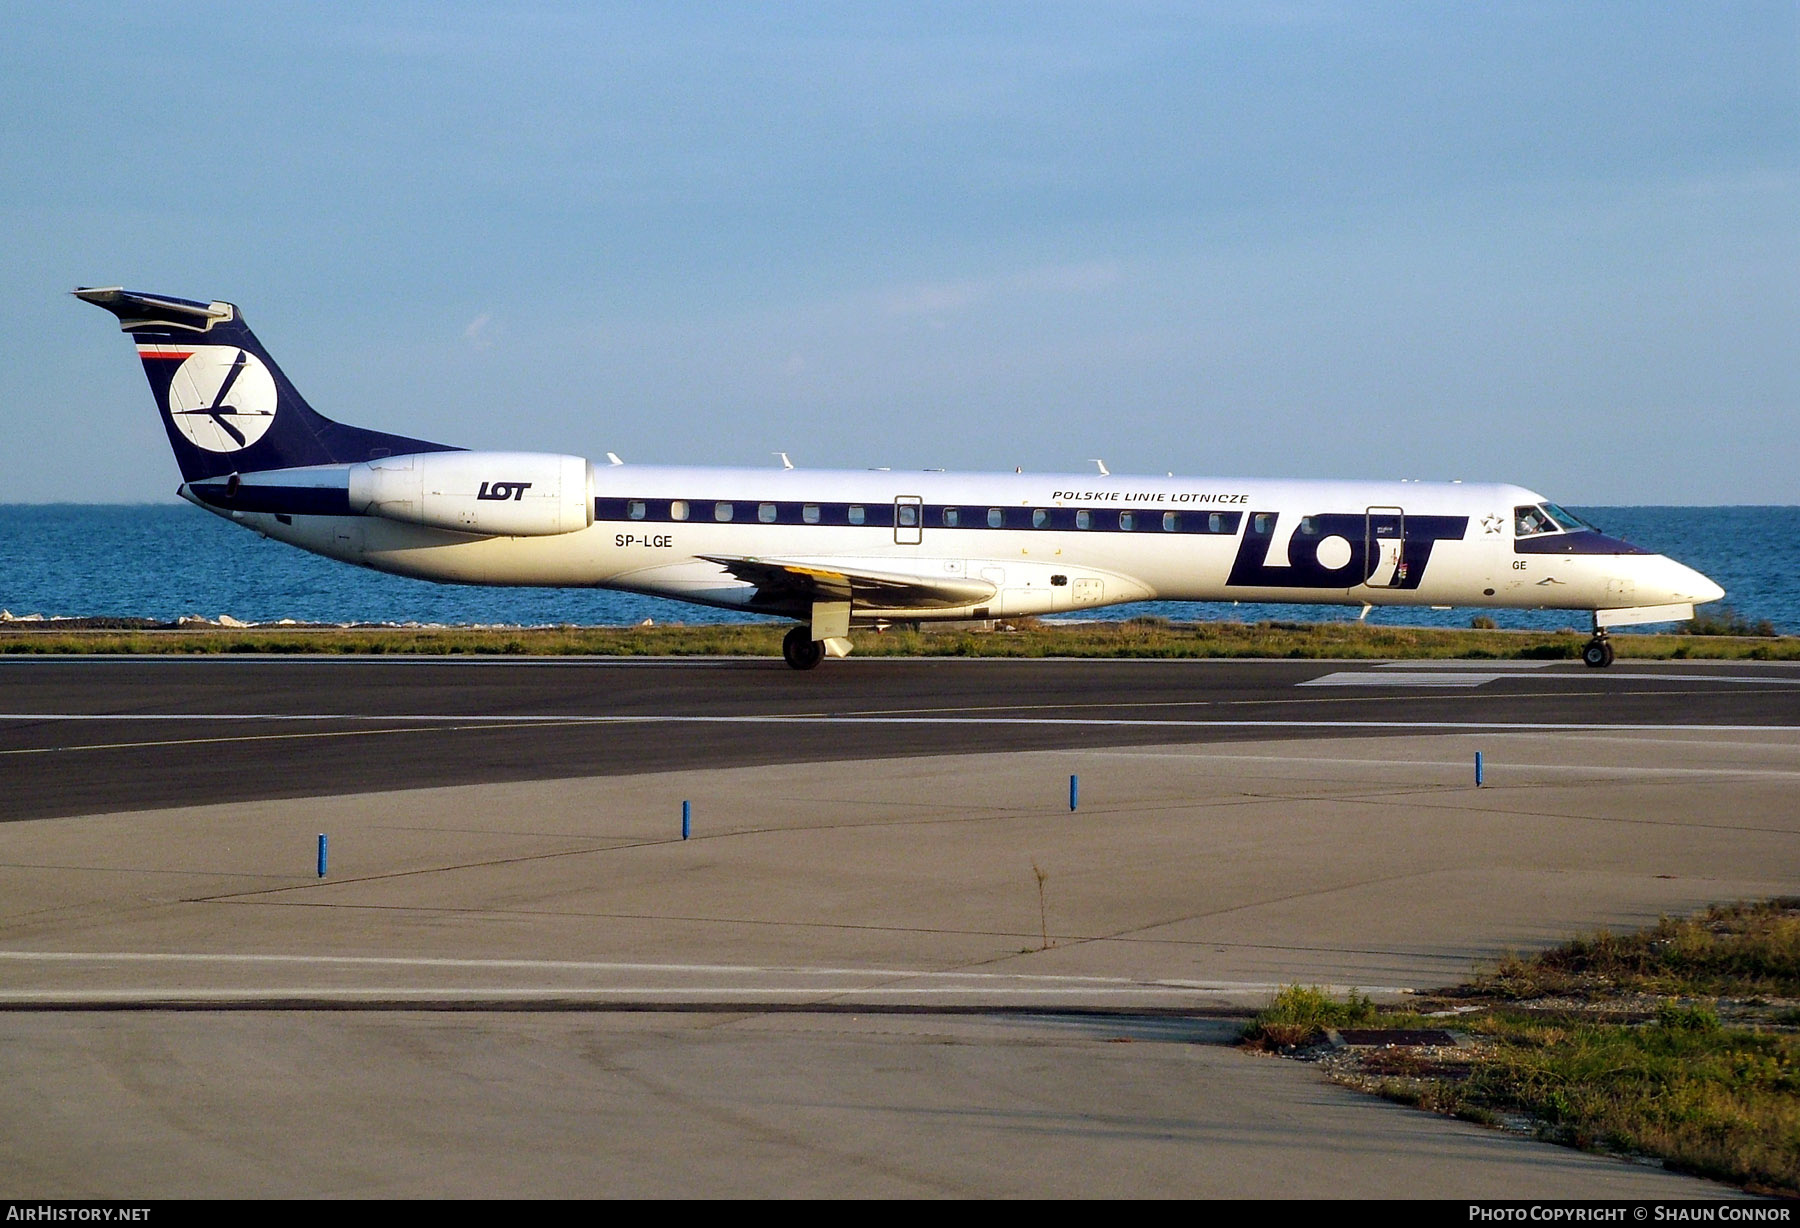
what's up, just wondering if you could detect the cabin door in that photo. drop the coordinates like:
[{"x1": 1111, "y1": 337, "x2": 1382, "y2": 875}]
[{"x1": 1364, "y1": 507, "x2": 1407, "y2": 588}]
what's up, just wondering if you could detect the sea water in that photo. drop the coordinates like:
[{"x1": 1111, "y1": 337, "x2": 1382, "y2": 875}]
[{"x1": 2, "y1": 504, "x2": 1795, "y2": 634}]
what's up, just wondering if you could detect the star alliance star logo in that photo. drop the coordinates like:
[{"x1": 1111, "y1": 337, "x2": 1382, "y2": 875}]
[{"x1": 1481, "y1": 515, "x2": 1504, "y2": 534}]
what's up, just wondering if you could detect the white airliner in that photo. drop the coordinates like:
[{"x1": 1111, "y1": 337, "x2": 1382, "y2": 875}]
[{"x1": 77, "y1": 287, "x2": 1724, "y2": 669}]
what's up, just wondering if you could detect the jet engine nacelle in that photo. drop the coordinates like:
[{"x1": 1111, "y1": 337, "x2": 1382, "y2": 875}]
[{"x1": 348, "y1": 451, "x2": 594, "y2": 536}]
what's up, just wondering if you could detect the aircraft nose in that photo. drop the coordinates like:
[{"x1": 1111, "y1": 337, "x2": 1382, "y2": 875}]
[
  {"x1": 1656, "y1": 556, "x2": 1724, "y2": 606},
  {"x1": 1693, "y1": 571, "x2": 1726, "y2": 606}
]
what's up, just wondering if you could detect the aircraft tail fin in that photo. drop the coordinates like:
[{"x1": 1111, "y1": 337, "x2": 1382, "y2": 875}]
[{"x1": 75, "y1": 287, "x2": 458, "y2": 482}]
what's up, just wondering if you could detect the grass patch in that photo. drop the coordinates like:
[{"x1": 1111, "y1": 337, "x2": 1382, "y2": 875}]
[
  {"x1": 0, "y1": 618, "x2": 1794, "y2": 661},
  {"x1": 0, "y1": 623, "x2": 793, "y2": 658},
  {"x1": 1469, "y1": 898, "x2": 1800, "y2": 1001},
  {"x1": 1241, "y1": 984, "x2": 1378, "y2": 1050},
  {"x1": 1437, "y1": 1007, "x2": 1800, "y2": 1194},
  {"x1": 1269, "y1": 900, "x2": 1800, "y2": 1196}
]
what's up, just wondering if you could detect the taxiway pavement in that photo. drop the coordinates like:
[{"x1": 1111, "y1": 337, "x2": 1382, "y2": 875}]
[{"x1": 1, "y1": 657, "x2": 1793, "y2": 1196}]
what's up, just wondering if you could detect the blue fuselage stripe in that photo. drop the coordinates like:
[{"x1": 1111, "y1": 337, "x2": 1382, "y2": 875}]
[
  {"x1": 1514, "y1": 531, "x2": 1649, "y2": 556},
  {"x1": 189, "y1": 484, "x2": 352, "y2": 515}
]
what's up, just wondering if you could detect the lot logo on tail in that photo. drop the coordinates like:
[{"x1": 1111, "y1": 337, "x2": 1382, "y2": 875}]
[{"x1": 165, "y1": 347, "x2": 277, "y2": 452}]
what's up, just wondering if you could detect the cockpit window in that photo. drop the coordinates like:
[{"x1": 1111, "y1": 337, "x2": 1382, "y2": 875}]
[
  {"x1": 1516, "y1": 503, "x2": 1591, "y2": 537},
  {"x1": 1514, "y1": 505, "x2": 1553, "y2": 537},
  {"x1": 1540, "y1": 503, "x2": 1590, "y2": 532}
]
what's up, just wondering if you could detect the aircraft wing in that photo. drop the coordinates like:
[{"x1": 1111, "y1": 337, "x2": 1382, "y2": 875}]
[{"x1": 700, "y1": 555, "x2": 997, "y2": 610}]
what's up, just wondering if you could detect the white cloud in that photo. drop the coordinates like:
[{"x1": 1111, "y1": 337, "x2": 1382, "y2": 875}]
[{"x1": 878, "y1": 260, "x2": 1124, "y2": 319}]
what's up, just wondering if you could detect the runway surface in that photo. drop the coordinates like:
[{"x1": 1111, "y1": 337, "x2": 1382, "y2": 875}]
[{"x1": 2, "y1": 655, "x2": 1796, "y2": 821}]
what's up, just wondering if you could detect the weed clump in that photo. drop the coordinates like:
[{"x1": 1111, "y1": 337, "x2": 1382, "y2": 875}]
[
  {"x1": 1476, "y1": 899, "x2": 1800, "y2": 1000},
  {"x1": 1242, "y1": 985, "x2": 1378, "y2": 1050}
]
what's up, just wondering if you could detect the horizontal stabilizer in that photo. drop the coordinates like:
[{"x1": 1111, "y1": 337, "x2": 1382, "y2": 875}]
[{"x1": 73, "y1": 287, "x2": 236, "y2": 332}]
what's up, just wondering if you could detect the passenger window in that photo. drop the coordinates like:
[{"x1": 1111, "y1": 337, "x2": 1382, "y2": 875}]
[
  {"x1": 758, "y1": 503, "x2": 777, "y2": 523},
  {"x1": 669, "y1": 500, "x2": 688, "y2": 522},
  {"x1": 1299, "y1": 516, "x2": 1317, "y2": 535},
  {"x1": 987, "y1": 508, "x2": 1003, "y2": 528},
  {"x1": 802, "y1": 504, "x2": 820, "y2": 524},
  {"x1": 896, "y1": 504, "x2": 918, "y2": 528},
  {"x1": 1075, "y1": 510, "x2": 1091, "y2": 530},
  {"x1": 714, "y1": 502, "x2": 734, "y2": 522},
  {"x1": 1162, "y1": 512, "x2": 1180, "y2": 531},
  {"x1": 848, "y1": 505, "x2": 865, "y2": 525},
  {"x1": 1208, "y1": 512, "x2": 1223, "y2": 533},
  {"x1": 1119, "y1": 512, "x2": 1135, "y2": 531},
  {"x1": 627, "y1": 500, "x2": 646, "y2": 521},
  {"x1": 1032, "y1": 509, "x2": 1049, "y2": 529},
  {"x1": 942, "y1": 507, "x2": 959, "y2": 527},
  {"x1": 1253, "y1": 513, "x2": 1272, "y2": 535}
]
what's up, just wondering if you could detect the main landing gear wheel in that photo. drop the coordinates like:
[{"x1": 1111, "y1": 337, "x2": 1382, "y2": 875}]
[
  {"x1": 1582, "y1": 636, "x2": 1615, "y2": 669},
  {"x1": 782, "y1": 625, "x2": 825, "y2": 671}
]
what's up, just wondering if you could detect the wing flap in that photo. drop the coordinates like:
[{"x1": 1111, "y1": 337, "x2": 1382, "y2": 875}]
[{"x1": 700, "y1": 555, "x2": 996, "y2": 610}]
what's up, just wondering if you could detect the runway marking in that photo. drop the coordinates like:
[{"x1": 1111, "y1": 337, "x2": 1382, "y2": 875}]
[
  {"x1": 1557, "y1": 732, "x2": 1800, "y2": 750},
  {"x1": 2, "y1": 714, "x2": 1798, "y2": 734},
  {"x1": 1300, "y1": 671, "x2": 1509, "y2": 688},
  {"x1": 0, "y1": 953, "x2": 1409, "y2": 1002},
  {"x1": 1073, "y1": 749, "x2": 1800, "y2": 779},
  {"x1": 0, "y1": 952, "x2": 1397, "y2": 984},
  {"x1": 1304, "y1": 669, "x2": 1800, "y2": 689},
  {"x1": 842, "y1": 682, "x2": 1800, "y2": 719},
  {"x1": 0, "y1": 950, "x2": 1167, "y2": 978},
  {"x1": 1590, "y1": 673, "x2": 1800, "y2": 686},
  {"x1": 0, "y1": 986, "x2": 1350, "y2": 1003},
  {"x1": 1374, "y1": 661, "x2": 1559, "y2": 669},
  {"x1": 0, "y1": 719, "x2": 607, "y2": 758}
]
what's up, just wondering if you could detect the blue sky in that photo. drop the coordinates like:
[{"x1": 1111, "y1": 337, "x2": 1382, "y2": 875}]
[{"x1": 5, "y1": 3, "x2": 1795, "y2": 503}]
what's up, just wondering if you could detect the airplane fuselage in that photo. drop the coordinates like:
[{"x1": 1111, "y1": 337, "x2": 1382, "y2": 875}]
[{"x1": 185, "y1": 462, "x2": 1720, "y2": 625}]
